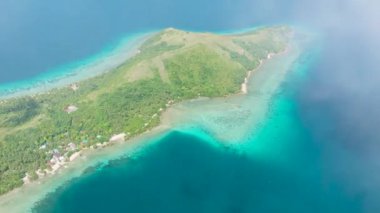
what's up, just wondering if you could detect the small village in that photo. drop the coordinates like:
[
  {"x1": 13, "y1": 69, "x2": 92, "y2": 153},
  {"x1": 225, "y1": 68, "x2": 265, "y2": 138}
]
[
  {"x1": 23, "y1": 132, "x2": 127, "y2": 184},
  {"x1": 22, "y1": 95, "x2": 177, "y2": 185}
]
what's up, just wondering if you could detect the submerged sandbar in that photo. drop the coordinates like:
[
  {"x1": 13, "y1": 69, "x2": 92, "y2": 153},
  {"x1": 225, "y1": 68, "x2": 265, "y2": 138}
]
[{"x1": 0, "y1": 26, "x2": 309, "y2": 212}]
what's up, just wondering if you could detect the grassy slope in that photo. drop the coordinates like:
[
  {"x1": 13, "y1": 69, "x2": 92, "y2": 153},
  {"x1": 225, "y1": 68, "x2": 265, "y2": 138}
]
[{"x1": 0, "y1": 26, "x2": 291, "y2": 194}]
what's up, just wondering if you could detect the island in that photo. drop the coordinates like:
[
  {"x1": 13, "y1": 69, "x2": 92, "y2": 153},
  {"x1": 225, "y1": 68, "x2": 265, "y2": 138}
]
[{"x1": 0, "y1": 26, "x2": 291, "y2": 195}]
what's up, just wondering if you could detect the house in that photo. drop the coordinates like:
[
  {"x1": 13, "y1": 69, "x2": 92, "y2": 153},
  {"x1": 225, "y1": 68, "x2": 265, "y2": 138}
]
[
  {"x1": 39, "y1": 144, "x2": 47, "y2": 150},
  {"x1": 50, "y1": 149, "x2": 63, "y2": 164},
  {"x1": 64, "y1": 105, "x2": 78, "y2": 114},
  {"x1": 50, "y1": 154, "x2": 60, "y2": 164},
  {"x1": 70, "y1": 84, "x2": 79, "y2": 91},
  {"x1": 67, "y1": 142, "x2": 77, "y2": 151}
]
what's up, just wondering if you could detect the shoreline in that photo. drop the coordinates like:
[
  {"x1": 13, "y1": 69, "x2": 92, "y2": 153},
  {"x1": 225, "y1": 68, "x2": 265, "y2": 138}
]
[
  {"x1": 2, "y1": 47, "x2": 279, "y2": 203},
  {"x1": 240, "y1": 50, "x2": 287, "y2": 95},
  {"x1": 0, "y1": 28, "x2": 305, "y2": 213},
  {"x1": 0, "y1": 122, "x2": 172, "y2": 213},
  {"x1": 0, "y1": 32, "x2": 155, "y2": 100},
  {"x1": 0, "y1": 25, "x2": 290, "y2": 101},
  {"x1": 162, "y1": 43, "x2": 297, "y2": 144}
]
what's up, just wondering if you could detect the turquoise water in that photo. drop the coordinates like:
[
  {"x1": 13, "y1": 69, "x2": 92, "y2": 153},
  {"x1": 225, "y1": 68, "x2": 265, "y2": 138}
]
[
  {"x1": 0, "y1": 32, "x2": 150, "y2": 98},
  {"x1": 32, "y1": 42, "x2": 362, "y2": 213},
  {"x1": 2, "y1": 0, "x2": 380, "y2": 212},
  {"x1": 32, "y1": 131, "x2": 360, "y2": 213}
]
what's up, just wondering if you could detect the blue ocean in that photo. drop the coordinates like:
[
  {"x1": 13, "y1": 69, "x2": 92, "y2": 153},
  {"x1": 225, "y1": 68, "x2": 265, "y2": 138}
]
[
  {"x1": 1, "y1": 0, "x2": 380, "y2": 212},
  {"x1": 31, "y1": 60, "x2": 363, "y2": 212}
]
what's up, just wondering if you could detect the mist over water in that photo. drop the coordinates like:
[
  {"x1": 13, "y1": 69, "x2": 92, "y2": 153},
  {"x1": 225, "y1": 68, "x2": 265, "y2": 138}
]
[{"x1": 1, "y1": 0, "x2": 380, "y2": 212}]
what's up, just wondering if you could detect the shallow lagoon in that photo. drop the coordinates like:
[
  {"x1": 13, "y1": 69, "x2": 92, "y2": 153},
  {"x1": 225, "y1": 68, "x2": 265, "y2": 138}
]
[
  {"x1": 1, "y1": 0, "x2": 380, "y2": 212},
  {"x1": 27, "y1": 36, "x2": 362, "y2": 213},
  {"x1": 32, "y1": 40, "x2": 361, "y2": 212}
]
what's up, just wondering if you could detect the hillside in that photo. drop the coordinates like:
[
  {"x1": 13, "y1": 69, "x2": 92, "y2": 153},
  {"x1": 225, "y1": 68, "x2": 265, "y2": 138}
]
[{"x1": 0, "y1": 26, "x2": 291, "y2": 194}]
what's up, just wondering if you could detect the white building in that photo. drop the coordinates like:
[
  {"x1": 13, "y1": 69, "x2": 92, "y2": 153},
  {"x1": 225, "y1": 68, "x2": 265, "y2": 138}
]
[{"x1": 64, "y1": 105, "x2": 78, "y2": 114}]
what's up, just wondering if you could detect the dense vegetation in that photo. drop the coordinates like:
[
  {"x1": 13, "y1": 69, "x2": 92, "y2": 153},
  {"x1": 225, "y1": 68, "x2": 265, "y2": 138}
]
[
  {"x1": 165, "y1": 45, "x2": 246, "y2": 97},
  {"x1": 0, "y1": 26, "x2": 290, "y2": 194}
]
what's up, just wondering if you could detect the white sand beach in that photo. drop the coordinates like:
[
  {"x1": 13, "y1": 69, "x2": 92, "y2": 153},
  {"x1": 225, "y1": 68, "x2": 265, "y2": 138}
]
[{"x1": 0, "y1": 33, "x2": 306, "y2": 213}]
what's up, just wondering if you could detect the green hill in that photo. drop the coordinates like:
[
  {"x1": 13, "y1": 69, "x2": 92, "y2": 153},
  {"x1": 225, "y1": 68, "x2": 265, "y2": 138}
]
[{"x1": 0, "y1": 26, "x2": 291, "y2": 194}]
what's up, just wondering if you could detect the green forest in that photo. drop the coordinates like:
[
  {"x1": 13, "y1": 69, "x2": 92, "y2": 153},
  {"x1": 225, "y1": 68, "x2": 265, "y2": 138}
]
[{"x1": 0, "y1": 26, "x2": 290, "y2": 194}]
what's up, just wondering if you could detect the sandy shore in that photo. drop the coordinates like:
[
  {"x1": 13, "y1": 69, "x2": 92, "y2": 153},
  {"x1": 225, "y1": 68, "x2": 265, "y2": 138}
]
[
  {"x1": 0, "y1": 123, "x2": 172, "y2": 213},
  {"x1": 162, "y1": 42, "x2": 300, "y2": 143},
  {"x1": 0, "y1": 32, "x2": 155, "y2": 100},
  {"x1": 0, "y1": 34, "x2": 306, "y2": 213}
]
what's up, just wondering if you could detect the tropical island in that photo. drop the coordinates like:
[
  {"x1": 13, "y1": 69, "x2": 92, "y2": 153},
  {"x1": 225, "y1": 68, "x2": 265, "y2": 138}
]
[{"x1": 0, "y1": 26, "x2": 291, "y2": 195}]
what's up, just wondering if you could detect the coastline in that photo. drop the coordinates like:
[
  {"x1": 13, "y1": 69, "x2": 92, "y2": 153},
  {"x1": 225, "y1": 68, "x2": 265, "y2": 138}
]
[
  {"x1": 0, "y1": 28, "x2": 306, "y2": 213},
  {"x1": 0, "y1": 123, "x2": 172, "y2": 213},
  {"x1": 161, "y1": 42, "x2": 299, "y2": 143},
  {"x1": 0, "y1": 32, "x2": 155, "y2": 100}
]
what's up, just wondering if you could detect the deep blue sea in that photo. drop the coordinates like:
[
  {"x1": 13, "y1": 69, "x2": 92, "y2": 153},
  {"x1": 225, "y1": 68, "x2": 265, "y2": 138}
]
[
  {"x1": 31, "y1": 62, "x2": 363, "y2": 212},
  {"x1": 1, "y1": 0, "x2": 380, "y2": 212}
]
